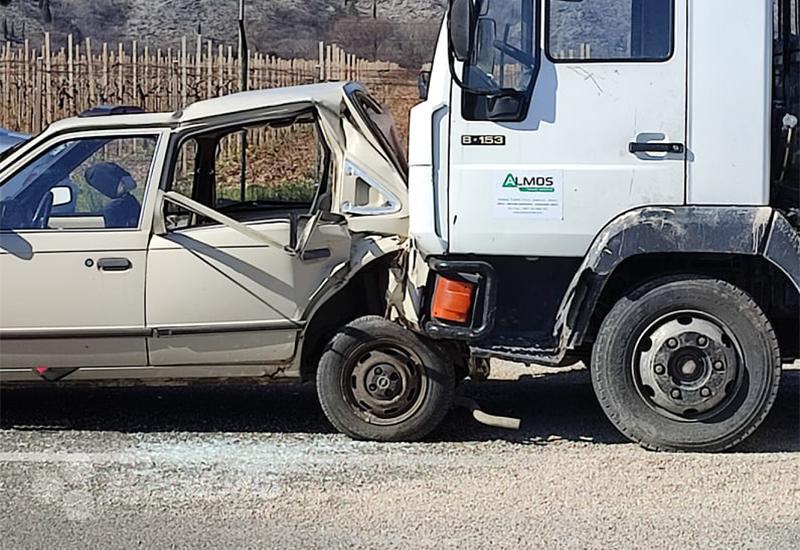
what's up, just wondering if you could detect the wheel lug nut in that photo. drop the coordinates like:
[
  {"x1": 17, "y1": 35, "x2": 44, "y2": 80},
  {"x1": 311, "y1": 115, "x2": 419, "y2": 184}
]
[
  {"x1": 700, "y1": 387, "x2": 712, "y2": 398},
  {"x1": 697, "y1": 336, "x2": 708, "y2": 347},
  {"x1": 369, "y1": 384, "x2": 377, "y2": 391},
  {"x1": 374, "y1": 367, "x2": 382, "y2": 375},
  {"x1": 713, "y1": 360, "x2": 725, "y2": 371},
  {"x1": 654, "y1": 364, "x2": 665, "y2": 375},
  {"x1": 667, "y1": 338, "x2": 678, "y2": 349},
  {"x1": 670, "y1": 389, "x2": 681, "y2": 399}
]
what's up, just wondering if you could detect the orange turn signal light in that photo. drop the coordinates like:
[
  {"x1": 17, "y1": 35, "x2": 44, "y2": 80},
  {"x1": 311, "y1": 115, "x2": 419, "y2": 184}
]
[{"x1": 431, "y1": 275, "x2": 475, "y2": 324}]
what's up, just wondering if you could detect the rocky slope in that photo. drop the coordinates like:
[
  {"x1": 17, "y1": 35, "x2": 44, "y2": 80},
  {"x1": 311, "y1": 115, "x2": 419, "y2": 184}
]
[{"x1": 0, "y1": 0, "x2": 446, "y2": 65}]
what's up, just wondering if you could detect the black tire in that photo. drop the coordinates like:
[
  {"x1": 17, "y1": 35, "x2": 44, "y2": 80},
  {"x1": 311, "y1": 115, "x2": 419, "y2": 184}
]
[
  {"x1": 591, "y1": 275, "x2": 781, "y2": 452},
  {"x1": 316, "y1": 316, "x2": 455, "y2": 441}
]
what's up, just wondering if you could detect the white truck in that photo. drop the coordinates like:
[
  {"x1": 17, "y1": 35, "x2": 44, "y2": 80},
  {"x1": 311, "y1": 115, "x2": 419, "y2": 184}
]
[{"x1": 316, "y1": 0, "x2": 800, "y2": 452}]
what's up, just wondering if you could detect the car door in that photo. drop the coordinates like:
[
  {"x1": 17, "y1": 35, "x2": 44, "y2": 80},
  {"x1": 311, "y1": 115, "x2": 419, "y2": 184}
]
[
  {"x1": 448, "y1": 0, "x2": 686, "y2": 257},
  {"x1": 145, "y1": 87, "x2": 409, "y2": 368},
  {"x1": 0, "y1": 128, "x2": 169, "y2": 370},
  {"x1": 145, "y1": 107, "x2": 354, "y2": 367}
]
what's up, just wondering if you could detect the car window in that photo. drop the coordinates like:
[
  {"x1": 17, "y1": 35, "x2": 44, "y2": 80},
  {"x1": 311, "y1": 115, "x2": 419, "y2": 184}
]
[
  {"x1": 0, "y1": 135, "x2": 158, "y2": 231},
  {"x1": 168, "y1": 118, "x2": 326, "y2": 228}
]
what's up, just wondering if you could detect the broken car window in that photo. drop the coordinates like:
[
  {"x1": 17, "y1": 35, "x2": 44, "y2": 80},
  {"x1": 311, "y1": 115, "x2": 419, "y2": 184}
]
[{"x1": 168, "y1": 118, "x2": 326, "y2": 228}]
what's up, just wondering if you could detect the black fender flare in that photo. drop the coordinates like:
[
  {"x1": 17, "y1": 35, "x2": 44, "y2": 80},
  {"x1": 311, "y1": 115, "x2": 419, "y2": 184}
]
[{"x1": 556, "y1": 206, "x2": 800, "y2": 349}]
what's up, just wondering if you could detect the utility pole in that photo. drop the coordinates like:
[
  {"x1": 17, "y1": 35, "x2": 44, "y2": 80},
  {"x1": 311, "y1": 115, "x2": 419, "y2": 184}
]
[
  {"x1": 372, "y1": 0, "x2": 378, "y2": 59},
  {"x1": 238, "y1": 0, "x2": 249, "y2": 202}
]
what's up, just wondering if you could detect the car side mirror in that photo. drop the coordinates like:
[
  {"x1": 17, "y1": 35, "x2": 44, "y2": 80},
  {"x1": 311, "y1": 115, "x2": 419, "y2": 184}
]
[
  {"x1": 50, "y1": 186, "x2": 73, "y2": 207},
  {"x1": 448, "y1": 0, "x2": 475, "y2": 62}
]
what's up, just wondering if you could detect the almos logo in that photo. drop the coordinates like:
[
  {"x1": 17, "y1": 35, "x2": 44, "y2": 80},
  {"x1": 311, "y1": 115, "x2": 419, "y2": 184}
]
[{"x1": 502, "y1": 173, "x2": 556, "y2": 193}]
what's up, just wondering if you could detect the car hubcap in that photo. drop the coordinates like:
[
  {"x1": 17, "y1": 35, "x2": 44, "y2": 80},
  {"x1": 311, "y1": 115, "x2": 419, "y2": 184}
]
[
  {"x1": 633, "y1": 310, "x2": 742, "y2": 420},
  {"x1": 342, "y1": 341, "x2": 427, "y2": 426}
]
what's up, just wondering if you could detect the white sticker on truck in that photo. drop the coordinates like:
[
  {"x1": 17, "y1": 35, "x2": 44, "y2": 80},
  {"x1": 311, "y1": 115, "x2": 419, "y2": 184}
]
[{"x1": 493, "y1": 170, "x2": 564, "y2": 220}]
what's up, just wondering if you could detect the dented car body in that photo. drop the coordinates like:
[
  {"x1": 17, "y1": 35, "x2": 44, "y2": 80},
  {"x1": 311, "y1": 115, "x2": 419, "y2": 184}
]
[{"x1": 0, "y1": 82, "x2": 409, "y2": 383}]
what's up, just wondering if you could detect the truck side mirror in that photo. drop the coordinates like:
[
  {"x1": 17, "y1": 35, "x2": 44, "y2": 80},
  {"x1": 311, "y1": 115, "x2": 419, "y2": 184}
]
[
  {"x1": 417, "y1": 70, "x2": 431, "y2": 100},
  {"x1": 448, "y1": 0, "x2": 475, "y2": 62},
  {"x1": 486, "y1": 91, "x2": 527, "y2": 122}
]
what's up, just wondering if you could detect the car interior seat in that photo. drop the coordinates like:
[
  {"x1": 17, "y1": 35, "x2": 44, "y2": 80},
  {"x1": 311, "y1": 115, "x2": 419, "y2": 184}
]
[{"x1": 84, "y1": 162, "x2": 141, "y2": 228}]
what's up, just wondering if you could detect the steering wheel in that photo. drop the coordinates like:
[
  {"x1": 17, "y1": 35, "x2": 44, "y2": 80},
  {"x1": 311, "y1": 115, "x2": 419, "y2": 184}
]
[
  {"x1": 31, "y1": 190, "x2": 54, "y2": 229},
  {"x1": 493, "y1": 40, "x2": 535, "y2": 67}
]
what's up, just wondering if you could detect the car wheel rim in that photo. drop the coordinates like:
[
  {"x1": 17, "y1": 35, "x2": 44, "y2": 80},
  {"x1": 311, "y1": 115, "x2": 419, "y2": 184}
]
[
  {"x1": 631, "y1": 309, "x2": 744, "y2": 421},
  {"x1": 340, "y1": 339, "x2": 428, "y2": 426}
]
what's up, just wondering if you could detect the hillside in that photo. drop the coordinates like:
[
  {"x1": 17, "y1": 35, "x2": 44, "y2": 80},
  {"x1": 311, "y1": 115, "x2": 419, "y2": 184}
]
[{"x1": 0, "y1": 0, "x2": 446, "y2": 66}]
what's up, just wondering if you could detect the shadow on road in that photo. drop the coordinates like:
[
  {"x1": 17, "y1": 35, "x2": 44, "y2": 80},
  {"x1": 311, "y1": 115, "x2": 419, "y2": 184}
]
[{"x1": 0, "y1": 368, "x2": 797, "y2": 452}]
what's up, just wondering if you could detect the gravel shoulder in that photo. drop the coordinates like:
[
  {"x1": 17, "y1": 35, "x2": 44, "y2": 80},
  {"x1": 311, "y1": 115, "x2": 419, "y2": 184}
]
[{"x1": 0, "y1": 362, "x2": 798, "y2": 549}]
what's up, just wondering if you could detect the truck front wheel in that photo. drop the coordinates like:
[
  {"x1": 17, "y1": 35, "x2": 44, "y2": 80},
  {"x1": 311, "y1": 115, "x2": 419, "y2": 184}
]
[
  {"x1": 591, "y1": 276, "x2": 781, "y2": 452},
  {"x1": 316, "y1": 316, "x2": 455, "y2": 441}
]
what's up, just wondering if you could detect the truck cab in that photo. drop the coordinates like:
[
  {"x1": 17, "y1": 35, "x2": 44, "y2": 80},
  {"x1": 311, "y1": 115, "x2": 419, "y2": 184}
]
[{"x1": 386, "y1": 0, "x2": 799, "y2": 451}]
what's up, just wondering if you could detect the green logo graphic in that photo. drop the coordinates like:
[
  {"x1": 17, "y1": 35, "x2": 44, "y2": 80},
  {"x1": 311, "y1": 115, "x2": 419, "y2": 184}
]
[{"x1": 501, "y1": 173, "x2": 556, "y2": 193}]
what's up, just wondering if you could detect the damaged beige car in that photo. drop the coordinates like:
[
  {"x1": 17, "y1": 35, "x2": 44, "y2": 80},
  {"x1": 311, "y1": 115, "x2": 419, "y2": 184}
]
[{"x1": 0, "y1": 82, "x2": 456, "y2": 441}]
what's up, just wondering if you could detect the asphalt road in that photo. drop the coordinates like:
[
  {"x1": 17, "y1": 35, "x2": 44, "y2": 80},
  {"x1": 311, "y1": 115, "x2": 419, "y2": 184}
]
[{"x1": 0, "y1": 362, "x2": 798, "y2": 549}]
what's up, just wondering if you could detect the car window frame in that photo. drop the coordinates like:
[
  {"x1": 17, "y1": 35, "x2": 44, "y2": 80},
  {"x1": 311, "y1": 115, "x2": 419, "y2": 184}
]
[
  {"x1": 162, "y1": 108, "x2": 333, "y2": 231},
  {"x1": 0, "y1": 127, "x2": 168, "y2": 234}
]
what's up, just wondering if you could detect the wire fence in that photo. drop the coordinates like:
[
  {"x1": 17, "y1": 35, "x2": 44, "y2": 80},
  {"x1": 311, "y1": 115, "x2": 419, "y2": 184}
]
[{"x1": 0, "y1": 33, "x2": 420, "y2": 136}]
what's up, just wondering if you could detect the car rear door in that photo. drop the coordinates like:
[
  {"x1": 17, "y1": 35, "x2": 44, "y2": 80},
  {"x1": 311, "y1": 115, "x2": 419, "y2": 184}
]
[{"x1": 144, "y1": 105, "x2": 352, "y2": 368}]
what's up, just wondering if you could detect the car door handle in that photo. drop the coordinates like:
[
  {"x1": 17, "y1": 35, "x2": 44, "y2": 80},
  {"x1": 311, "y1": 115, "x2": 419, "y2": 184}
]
[
  {"x1": 629, "y1": 142, "x2": 685, "y2": 154},
  {"x1": 97, "y1": 257, "x2": 132, "y2": 272}
]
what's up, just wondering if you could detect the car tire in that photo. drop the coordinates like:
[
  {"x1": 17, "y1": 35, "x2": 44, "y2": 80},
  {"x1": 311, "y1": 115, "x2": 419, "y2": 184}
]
[
  {"x1": 316, "y1": 316, "x2": 455, "y2": 441},
  {"x1": 591, "y1": 275, "x2": 781, "y2": 452}
]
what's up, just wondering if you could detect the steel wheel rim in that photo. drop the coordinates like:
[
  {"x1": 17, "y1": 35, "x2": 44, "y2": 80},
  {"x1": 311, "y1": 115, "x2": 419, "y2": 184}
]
[
  {"x1": 631, "y1": 309, "x2": 744, "y2": 422},
  {"x1": 339, "y1": 339, "x2": 428, "y2": 426}
]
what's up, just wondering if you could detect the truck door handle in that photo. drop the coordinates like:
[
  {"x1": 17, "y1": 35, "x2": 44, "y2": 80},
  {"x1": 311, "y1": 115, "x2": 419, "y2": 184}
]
[
  {"x1": 97, "y1": 257, "x2": 132, "y2": 272},
  {"x1": 629, "y1": 142, "x2": 685, "y2": 154}
]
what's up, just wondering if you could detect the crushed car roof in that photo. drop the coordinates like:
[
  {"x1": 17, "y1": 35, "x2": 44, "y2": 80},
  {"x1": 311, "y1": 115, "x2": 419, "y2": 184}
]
[
  {"x1": 43, "y1": 82, "x2": 353, "y2": 134},
  {"x1": 179, "y1": 82, "x2": 347, "y2": 122}
]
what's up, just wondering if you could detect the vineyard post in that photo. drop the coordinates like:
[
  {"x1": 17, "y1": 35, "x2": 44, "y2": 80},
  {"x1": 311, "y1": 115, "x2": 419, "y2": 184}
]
[
  {"x1": 86, "y1": 37, "x2": 95, "y2": 105},
  {"x1": 44, "y1": 32, "x2": 51, "y2": 124},
  {"x1": 67, "y1": 34, "x2": 74, "y2": 114}
]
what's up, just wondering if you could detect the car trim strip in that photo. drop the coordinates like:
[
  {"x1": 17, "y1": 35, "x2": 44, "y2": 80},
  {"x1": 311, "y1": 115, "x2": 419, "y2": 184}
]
[
  {"x1": 0, "y1": 326, "x2": 152, "y2": 340},
  {"x1": 151, "y1": 320, "x2": 304, "y2": 337},
  {"x1": 0, "y1": 320, "x2": 304, "y2": 340}
]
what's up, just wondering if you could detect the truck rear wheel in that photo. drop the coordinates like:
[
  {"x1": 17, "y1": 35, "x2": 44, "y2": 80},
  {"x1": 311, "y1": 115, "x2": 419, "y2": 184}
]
[
  {"x1": 316, "y1": 316, "x2": 454, "y2": 441},
  {"x1": 591, "y1": 275, "x2": 781, "y2": 452}
]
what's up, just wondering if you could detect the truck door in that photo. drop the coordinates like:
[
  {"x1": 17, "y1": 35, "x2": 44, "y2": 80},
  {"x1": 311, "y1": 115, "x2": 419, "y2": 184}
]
[{"x1": 448, "y1": 0, "x2": 686, "y2": 257}]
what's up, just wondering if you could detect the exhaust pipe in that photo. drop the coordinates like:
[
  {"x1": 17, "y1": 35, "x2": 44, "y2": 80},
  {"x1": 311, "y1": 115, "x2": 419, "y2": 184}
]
[{"x1": 456, "y1": 396, "x2": 521, "y2": 431}]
